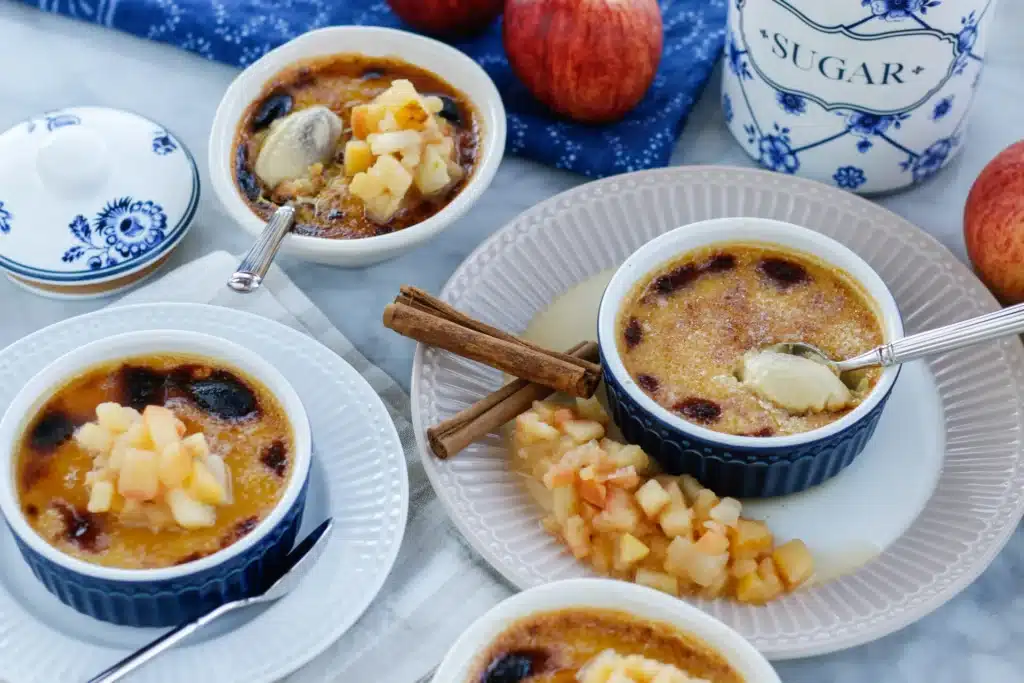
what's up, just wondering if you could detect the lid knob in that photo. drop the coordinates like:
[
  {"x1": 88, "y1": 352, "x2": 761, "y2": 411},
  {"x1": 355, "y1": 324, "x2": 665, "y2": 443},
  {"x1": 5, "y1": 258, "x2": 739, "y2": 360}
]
[{"x1": 35, "y1": 125, "x2": 111, "y2": 198}]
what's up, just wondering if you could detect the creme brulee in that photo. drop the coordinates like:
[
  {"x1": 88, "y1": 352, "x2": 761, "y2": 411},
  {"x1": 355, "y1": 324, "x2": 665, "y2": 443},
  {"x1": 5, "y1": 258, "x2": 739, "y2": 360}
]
[
  {"x1": 617, "y1": 243, "x2": 883, "y2": 437},
  {"x1": 15, "y1": 354, "x2": 293, "y2": 569},
  {"x1": 470, "y1": 608, "x2": 743, "y2": 683}
]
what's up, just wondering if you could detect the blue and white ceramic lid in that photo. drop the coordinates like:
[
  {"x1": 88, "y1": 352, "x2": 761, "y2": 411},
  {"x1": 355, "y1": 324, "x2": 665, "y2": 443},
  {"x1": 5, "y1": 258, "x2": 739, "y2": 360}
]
[{"x1": 0, "y1": 106, "x2": 199, "y2": 288}]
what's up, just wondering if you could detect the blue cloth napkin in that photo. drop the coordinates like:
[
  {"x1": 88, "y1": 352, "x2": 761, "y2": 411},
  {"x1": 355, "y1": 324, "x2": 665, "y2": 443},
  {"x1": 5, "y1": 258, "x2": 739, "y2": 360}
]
[{"x1": 27, "y1": 0, "x2": 727, "y2": 178}]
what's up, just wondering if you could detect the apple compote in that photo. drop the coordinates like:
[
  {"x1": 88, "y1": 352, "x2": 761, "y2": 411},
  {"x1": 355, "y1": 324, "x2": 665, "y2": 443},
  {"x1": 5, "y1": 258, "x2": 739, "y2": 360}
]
[
  {"x1": 470, "y1": 608, "x2": 743, "y2": 683},
  {"x1": 15, "y1": 355, "x2": 294, "y2": 569},
  {"x1": 617, "y1": 243, "x2": 884, "y2": 437},
  {"x1": 234, "y1": 54, "x2": 480, "y2": 239}
]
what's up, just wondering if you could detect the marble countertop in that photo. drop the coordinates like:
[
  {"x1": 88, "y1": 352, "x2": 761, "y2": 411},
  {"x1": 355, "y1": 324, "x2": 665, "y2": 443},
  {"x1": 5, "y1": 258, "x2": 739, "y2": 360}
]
[{"x1": 1, "y1": 2, "x2": 1022, "y2": 681}]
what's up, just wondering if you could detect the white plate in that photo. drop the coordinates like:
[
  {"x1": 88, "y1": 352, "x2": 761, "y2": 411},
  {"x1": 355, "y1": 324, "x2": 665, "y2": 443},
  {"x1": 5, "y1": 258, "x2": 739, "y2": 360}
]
[
  {"x1": 0, "y1": 303, "x2": 409, "y2": 683},
  {"x1": 411, "y1": 166, "x2": 1024, "y2": 660}
]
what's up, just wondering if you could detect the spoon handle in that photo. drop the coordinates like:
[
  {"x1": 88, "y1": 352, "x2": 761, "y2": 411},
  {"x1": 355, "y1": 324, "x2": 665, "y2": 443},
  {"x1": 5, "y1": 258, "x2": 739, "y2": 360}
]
[
  {"x1": 838, "y1": 302, "x2": 1024, "y2": 371},
  {"x1": 227, "y1": 205, "x2": 295, "y2": 293},
  {"x1": 86, "y1": 600, "x2": 246, "y2": 682}
]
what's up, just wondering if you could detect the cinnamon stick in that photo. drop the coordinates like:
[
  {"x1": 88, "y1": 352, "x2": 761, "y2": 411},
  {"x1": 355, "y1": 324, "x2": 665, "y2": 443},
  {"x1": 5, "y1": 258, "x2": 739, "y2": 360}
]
[
  {"x1": 383, "y1": 293, "x2": 602, "y2": 398},
  {"x1": 428, "y1": 341, "x2": 599, "y2": 459}
]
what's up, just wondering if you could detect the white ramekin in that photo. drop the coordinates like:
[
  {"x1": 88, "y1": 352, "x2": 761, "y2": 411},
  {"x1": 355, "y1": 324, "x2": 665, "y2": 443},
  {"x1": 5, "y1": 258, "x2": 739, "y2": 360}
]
[
  {"x1": 209, "y1": 26, "x2": 507, "y2": 268},
  {"x1": 432, "y1": 578, "x2": 781, "y2": 682}
]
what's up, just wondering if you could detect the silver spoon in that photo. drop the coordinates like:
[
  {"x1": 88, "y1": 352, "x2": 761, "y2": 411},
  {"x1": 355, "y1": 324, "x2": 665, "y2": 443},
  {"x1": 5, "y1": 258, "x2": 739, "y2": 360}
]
[
  {"x1": 771, "y1": 301, "x2": 1024, "y2": 381},
  {"x1": 87, "y1": 518, "x2": 333, "y2": 683},
  {"x1": 227, "y1": 205, "x2": 295, "y2": 293}
]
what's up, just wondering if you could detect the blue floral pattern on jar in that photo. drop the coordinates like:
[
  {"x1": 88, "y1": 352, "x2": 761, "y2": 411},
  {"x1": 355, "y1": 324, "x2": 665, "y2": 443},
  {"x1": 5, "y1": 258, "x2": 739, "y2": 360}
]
[
  {"x1": 776, "y1": 92, "x2": 807, "y2": 115},
  {"x1": 0, "y1": 202, "x2": 11, "y2": 235},
  {"x1": 932, "y1": 96, "x2": 954, "y2": 120},
  {"x1": 908, "y1": 135, "x2": 957, "y2": 183},
  {"x1": 62, "y1": 198, "x2": 168, "y2": 270},
  {"x1": 757, "y1": 124, "x2": 799, "y2": 174},
  {"x1": 862, "y1": 0, "x2": 941, "y2": 21},
  {"x1": 833, "y1": 166, "x2": 867, "y2": 190},
  {"x1": 723, "y1": 94, "x2": 734, "y2": 124}
]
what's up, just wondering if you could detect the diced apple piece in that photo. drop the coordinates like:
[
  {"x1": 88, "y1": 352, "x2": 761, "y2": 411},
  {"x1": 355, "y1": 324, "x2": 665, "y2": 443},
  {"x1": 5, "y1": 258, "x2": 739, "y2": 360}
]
[
  {"x1": 634, "y1": 479, "x2": 672, "y2": 519},
  {"x1": 190, "y1": 460, "x2": 229, "y2": 506},
  {"x1": 658, "y1": 503, "x2": 693, "y2": 539},
  {"x1": 685, "y1": 550, "x2": 729, "y2": 588},
  {"x1": 678, "y1": 474, "x2": 703, "y2": 503},
  {"x1": 349, "y1": 169, "x2": 387, "y2": 201},
  {"x1": 634, "y1": 568, "x2": 679, "y2": 597},
  {"x1": 552, "y1": 485, "x2": 578, "y2": 525},
  {"x1": 542, "y1": 464, "x2": 576, "y2": 490},
  {"x1": 95, "y1": 402, "x2": 138, "y2": 433},
  {"x1": 773, "y1": 539, "x2": 814, "y2": 589},
  {"x1": 350, "y1": 104, "x2": 386, "y2": 138},
  {"x1": 374, "y1": 154, "x2": 414, "y2": 197},
  {"x1": 120, "y1": 421, "x2": 152, "y2": 449},
  {"x1": 563, "y1": 419, "x2": 606, "y2": 444},
  {"x1": 143, "y1": 405, "x2": 181, "y2": 452},
  {"x1": 564, "y1": 515, "x2": 591, "y2": 559},
  {"x1": 117, "y1": 448, "x2": 160, "y2": 501},
  {"x1": 159, "y1": 442, "x2": 192, "y2": 489},
  {"x1": 87, "y1": 480, "x2": 115, "y2": 513},
  {"x1": 374, "y1": 78, "x2": 419, "y2": 107},
  {"x1": 730, "y1": 519, "x2": 774, "y2": 560},
  {"x1": 75, "y1": 423, "x2": 113, "y2": 454},
  {"x1": 109, "y1": 440, "x2": 128, "y2": 470},
  {"x1": 592, "y1": 489, "x2": 639, "y2": 533},
  {"x1": 343, "y1": 140, "x2": 374, "y2": 176},
  {"x1": 604, "y1": 466, "x2": 640, "y2": 491},
  {"x1": 590, "y1": 533, "x2": 614, "y2": 574},
  {"x1": 363, "y1": 192, "x2": 404, "y2": 224},
  {"x1": 541, "y1": 515, "x2": 561, "y2": 536},
  {"x1": 695, "y1": 529, "x2": 729, "y2": 555},
  {"x1": 181, "y1": 433, "x2": 210, "y2": 460},
  {"x1": 616, "y1": 533, "x2": 650, "y2": 568},
  {"x1": 611, "y1": 444, "x2": 650, "y2": 472},
  {"x1": 516, "y1": 412, "x2": 561, "y2": 443},
  {"x1": 413, "y1": 145, "x2": 451, "y2": 196},
  {"x1": 731, "y1": 557, "x2": 760, "y2": 578},
  {"x1": 709, "y1": 497, "x2": 742, "y2": 527},
  {"x1": 575, "y1": 396, "x2": 610, "y2": 424},
  {"x1": 692, "y1": 488, "x2": 720, "y2": 523},
  {"x1": 735, "y1": 571, "x2": 769, "y2": 605},
  {"x1": 394, "y1": 99, "x2": 430, "y2": 130},
  {"x1": 757, "y1": 557, "x2": 785, "y2": 601},
  {"x1": 530, "y1": 401, "x2": 557, "y2": 423},
  {"x1": 579, "y1": 478, "x2": 608, "y2": 508},
  {"x1": 423, "y1": 95, "x2": 444, "y2": 114},
  {"x1": 700, "y1": 568, "x2": 730, "y2": 599},
  {"x1": 367, "y1": 130, "x2": 422, "y2": 157},
  {"x1": 552, "y1": 408, "x2": 575, "y2": 430},
  {"x1": 167, "y1": 489, "x2": 216, "y2": 529},
  {"x1": 663, "y1": 535, "x2": 694, "y2": 578},
  {"x1": 663, "y1": 480, "x2": 685, "y2": 508}
]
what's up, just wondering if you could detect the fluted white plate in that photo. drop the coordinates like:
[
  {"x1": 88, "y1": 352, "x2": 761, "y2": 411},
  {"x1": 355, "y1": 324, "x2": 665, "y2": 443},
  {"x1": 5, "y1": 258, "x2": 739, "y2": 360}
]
[
  {"x1": 0, "y1": 303, "x2": 409, "y2": 683},
  {"x1": 411, "y1": 166, "x2": 1024, "y2": 660}
]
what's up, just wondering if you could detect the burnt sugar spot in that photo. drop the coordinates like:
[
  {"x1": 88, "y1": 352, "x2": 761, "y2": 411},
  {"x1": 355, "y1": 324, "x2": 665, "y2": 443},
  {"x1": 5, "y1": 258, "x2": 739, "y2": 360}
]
[
  {"x1": 703, "y1": 253, "x2": 736, "y2": 273},
  {"x1": 118, "y1": 365, "x2": 169, "y2": 410},
  {"x1": 482, "y1": 650, "x2": 550, "y2": 683},
  {"x1": 636, "y1": 374, "x2": 660, "y2": 394},
  {"x1": 745, "y1": 427, "x2": 775, "y2": 437},
  {"x1": 220, "y1": 516, "x2": 260, "y2": 549},
  {"x1": 29, "y1": 408, "x2": 77, "y2": 452},
  {"x1": 24, "y1": 504, "x2": 39, "y2": 518},
  {"x1": 53, "y1": 501, "x2": 106, "y2": 553},
  {"x1": 175, "y1": 551, "x2": 207, "y2": 566},
  {"x1": 187, "y1": 370, "x2": 259, "y2": 421},
  {"x1": 260, "y1": 440, "x2": 288, "y2": 477},
  {"x1": 624, "y1": 317, "x2": 643, "y2": 350},
  {"x1": 650, "y1": 263, "x2": 699, "y2": 296},
  {"x1": 758, "y1": 257, "x2": 809, "y2": 288},
  {"x1": 673, "y1": 398, "x2": 722, "y2": 424}
]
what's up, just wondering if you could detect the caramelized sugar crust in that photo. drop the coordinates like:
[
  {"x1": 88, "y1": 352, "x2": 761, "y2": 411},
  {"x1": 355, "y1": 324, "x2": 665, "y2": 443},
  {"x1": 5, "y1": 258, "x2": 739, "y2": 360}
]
[
  {"x1": 618, "y1": 244, "x2": 884, "y2": 436},
  {"x1": 16, "y1": 354, "x2": 293, "y2": 569},
  {"x1": 469, "y1": 608, "x2": 743, "y2": 683}
]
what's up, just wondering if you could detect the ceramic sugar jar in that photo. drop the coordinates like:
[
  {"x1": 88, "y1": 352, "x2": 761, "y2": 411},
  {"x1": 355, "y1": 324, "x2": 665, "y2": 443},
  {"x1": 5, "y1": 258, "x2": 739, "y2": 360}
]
[{"x1": 722, "y1": 0, "x2": 997, "y2": 194}]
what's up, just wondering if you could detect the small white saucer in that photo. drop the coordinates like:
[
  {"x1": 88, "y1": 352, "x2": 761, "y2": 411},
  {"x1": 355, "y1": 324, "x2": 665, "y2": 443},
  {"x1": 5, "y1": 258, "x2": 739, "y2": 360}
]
[{"x1": 0, "y1": 303, "x2": 408, "y2": 683}]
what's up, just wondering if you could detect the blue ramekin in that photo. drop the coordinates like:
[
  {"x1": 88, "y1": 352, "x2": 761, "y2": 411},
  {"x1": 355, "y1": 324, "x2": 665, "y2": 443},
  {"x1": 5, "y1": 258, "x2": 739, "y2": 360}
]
[
  {"x1": 0, "y1": 330, "x2": 312, "y2": 627},
  {"x1": 596, "y1": 218, "x2": 904, "y2": 498}
]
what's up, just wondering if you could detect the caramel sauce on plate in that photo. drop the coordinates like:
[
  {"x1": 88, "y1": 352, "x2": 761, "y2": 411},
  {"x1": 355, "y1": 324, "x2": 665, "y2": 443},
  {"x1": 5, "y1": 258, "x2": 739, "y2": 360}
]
[{"x1": 15, "y1": 354, "x2": 293, "y2": 569}]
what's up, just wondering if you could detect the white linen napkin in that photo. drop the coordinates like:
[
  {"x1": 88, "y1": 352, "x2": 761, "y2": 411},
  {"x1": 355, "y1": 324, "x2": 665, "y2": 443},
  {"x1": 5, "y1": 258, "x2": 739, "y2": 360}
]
[{"x1": 114, "y1": 252, "x2": 514, "y2": 683}]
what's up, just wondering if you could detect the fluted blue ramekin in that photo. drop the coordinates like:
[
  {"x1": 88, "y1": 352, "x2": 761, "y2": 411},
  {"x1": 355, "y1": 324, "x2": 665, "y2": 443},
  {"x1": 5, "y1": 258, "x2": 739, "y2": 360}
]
[
  {"x1": 0, "y1": 330, "x2": 312, "y2": 627},
  {"x1": 597, "y1": 218, "x2": 904, "y2": 498}
]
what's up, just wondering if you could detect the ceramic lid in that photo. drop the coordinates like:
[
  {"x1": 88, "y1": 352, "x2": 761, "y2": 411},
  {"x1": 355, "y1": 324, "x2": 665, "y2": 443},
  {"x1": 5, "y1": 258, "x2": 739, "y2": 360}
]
[{"x1": 0, "y1": 106, "x2": 199, "y2": 286}]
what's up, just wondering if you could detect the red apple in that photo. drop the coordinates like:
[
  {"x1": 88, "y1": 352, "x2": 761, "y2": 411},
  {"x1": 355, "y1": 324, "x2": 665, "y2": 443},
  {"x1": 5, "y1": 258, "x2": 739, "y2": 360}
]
[
  {"x1": 504, "y1": 0, "x2": 663, "y2": 123},
  {"x1": 387, "y1": 0, "x2": 504, "y2": 39},
  {"x1": 964, "y1": 140, "x2": 1024, "y2": 305}
]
